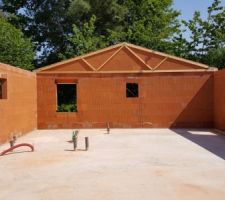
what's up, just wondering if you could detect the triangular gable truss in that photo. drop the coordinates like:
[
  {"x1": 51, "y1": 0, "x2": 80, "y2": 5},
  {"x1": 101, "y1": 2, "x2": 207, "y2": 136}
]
[{"x1": 36, "y1": 43, "x2": 211, "y2": 73}]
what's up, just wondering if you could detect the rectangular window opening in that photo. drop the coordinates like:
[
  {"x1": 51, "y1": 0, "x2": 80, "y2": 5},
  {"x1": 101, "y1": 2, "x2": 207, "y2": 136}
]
[
  {"x1": 0, "y1": 79, "x2": 7, "y2": 99},
  {"x1": 126, "y1": 83, "x2": 138, "y2": 98},
  {"x1": 57, "y1": 84, "x2": 77, "y2": 112}
]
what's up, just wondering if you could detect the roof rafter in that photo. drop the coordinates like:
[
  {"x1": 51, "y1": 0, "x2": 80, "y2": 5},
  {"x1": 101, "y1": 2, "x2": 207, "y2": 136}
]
[
  {"x1": 35, "y1": 42, "x2": 212, "y2": 73},
  {"x1": 153, "y1": 57, "x2": 168, "y2": 71},
  {"x1": 97, "y1": 46, "x2": 124, "y2": 71},
  {"x1": 35, "y1": 43, "x2": 124, "y2": 72},
  {"x1": 81, "y1": 58, "x2": 96, "y2": 71},
  {"x1": 125, "y1": 46, "x2": 153, "y2": 70},
  {"x1": 126, "y1": 43, "x2": 209, "y2": 69}
]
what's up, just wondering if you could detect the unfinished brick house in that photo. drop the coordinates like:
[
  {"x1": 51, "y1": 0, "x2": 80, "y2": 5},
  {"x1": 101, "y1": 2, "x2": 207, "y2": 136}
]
[
  {"x1": 36, "y1": 43, "x2": 218, "y2": 129},
  {"x1": 1, "y1": 43, "x2": 225, "y2": 143}
]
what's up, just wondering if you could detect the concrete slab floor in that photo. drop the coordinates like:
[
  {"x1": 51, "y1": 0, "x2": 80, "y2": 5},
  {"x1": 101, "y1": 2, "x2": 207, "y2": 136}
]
[{"x1": 0, "y1": 129, "x2": 225, "y2": 200}]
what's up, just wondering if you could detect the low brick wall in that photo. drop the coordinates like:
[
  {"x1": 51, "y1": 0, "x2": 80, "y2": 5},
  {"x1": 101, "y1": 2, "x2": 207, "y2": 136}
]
[{"x1": 0, "y1": 63, "x2": 37, "y2": 144}]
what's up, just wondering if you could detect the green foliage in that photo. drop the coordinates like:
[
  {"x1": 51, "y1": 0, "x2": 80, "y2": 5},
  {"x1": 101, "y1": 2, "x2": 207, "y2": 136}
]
[
  {"x1": 68, "y1": 0, "x2": 91, "y2": 19},
  {"x1": 0, "y1": 17, "x2": 34, "y2": 70},
  {"x1": 68, "y1": 0, "x2": 127, "y2": 32},
  {"x1": 62, "y1": 0, "x2": 180, "y2": 59},
  {"x1": 1, "y1": 0, "x2": 127, "y2": 66},
  {"x1": 57, "y1": 104, "x2": 77, "y2": 112},
  {"x1": 1, "y1": 0, "x2": 180, "y2": 66},
  {"x1": 1, "y1": 0, "x2": 73, "y2": 66},
  {"x1": 1, "y1": 0, "x2": 224, "y2": 69},
  {"x1": 61, "y1": 15, "x2": 106, "y2": 59},
  {"x1": 205, "y1": 48, "x2": 225, "y2": 69},
  {"x1": 110, "y1": 0, "x2": 180, "y2": 52},
  {"x1": 174, "y1": 0, "x2": 225, "y2": 68}
]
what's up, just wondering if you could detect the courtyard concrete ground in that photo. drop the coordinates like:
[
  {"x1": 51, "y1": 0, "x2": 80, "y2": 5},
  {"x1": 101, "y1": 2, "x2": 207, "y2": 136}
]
[{"x1": 0, "y1": 129, "x2": 225, "y2": 200}]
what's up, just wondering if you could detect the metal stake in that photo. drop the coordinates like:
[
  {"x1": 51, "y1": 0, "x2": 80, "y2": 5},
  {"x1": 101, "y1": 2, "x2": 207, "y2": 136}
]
[
  {"x1": 107, "y1": 122, "x2": 110, "y2": 134},
  {"x1": 72, "y1": 130, "x2": 79, "y2": 151},
  {"x1": 85, "y1": 137, "x2": 89, "y2": 151}
]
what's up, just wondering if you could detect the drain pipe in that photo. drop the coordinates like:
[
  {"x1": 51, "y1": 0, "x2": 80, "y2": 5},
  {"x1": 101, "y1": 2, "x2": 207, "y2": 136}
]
[
  {"x1": 85, "y1": 137, "x2": 89, "y2": 151},
  {"x1": 72, "y1": 130, "x2": 79, "y2": 151},
  {"x1": 9, "y1": 136, "x2": 17, "y2": 148},
  {"x1": 107, "y1": 122, "x2": 110, "y2": 134}
]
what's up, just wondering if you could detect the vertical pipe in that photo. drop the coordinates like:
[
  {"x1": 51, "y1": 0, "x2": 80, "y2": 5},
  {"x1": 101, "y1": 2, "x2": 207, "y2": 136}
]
[
  {"x1": 107, "y1": 122, "x2": 110, "y2": 134},
  {"x1": 72, "y1": 130, "x2": 79, "y2": 151},
  {"x1": 73, "y1": 139, "x2": 77, "y2": 151},
  {"x1": 85, "y1": 137, "x2": 89, "y2": 151},
  {"x1": 9, "y1": 140, "x2": 14, "y2": 148}
]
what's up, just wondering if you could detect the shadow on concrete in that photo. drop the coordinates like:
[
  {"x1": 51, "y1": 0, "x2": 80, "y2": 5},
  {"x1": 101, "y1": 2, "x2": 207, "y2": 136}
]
[
  {"x1": 64, "y1": 149, "x2": 87, "y2": 152},
  {"x1": 171, "y1": 129, "x2": 225, "y2": 160}
]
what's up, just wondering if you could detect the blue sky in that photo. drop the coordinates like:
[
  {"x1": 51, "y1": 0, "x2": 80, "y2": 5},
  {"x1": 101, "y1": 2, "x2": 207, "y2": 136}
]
[
  {"x1": 173, "y1": 0, "x2": 225, "y2": 39},
  {"x1": 173, "y1": 0, "x2": 225, "y2": 20}
]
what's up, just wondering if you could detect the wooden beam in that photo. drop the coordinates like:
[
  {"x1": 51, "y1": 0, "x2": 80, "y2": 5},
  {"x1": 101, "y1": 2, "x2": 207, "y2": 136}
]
[
  {"x1": 153, "y1": 57, "x2": 168, "y2": 71},
  {"x1": 81, "y1": 58, "x2": 96, "y2": 71},
  {"x1": 35, "y1": 43, "x2": 123, "y2": 72},
  {"x1": 37, "y1": 69, "x2": 210, "y2": 74},
  {"x1": 125, "y1": 46, "x2": 153, "y2": 70},
  {"x1": 97, "y1": 46, "x2": 124, "y2": 71},
  {"x1": 126, "y1": 43, "x2": 209, "y2": 69},
  {"x1": 35, "y1": 42, "x2": 210, "y2": 72}
]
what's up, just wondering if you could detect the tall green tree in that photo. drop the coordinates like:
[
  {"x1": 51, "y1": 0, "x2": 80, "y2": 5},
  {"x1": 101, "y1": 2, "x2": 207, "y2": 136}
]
[
  {"x1": 68, "y1": 0, "x2": 127, "y2": 34},
  {"x1": 62, "y1": 0, "x2": 180, "y2": 59},
  {"x1": 1, "y1": 0, "x2": 73, "y2": 66},
  {"x1": 61, "y1": 15, "x2": 106, "y2": 59},
  {"x1": 175, "y1": 0, "x2": 225, "y2": 68},
  {"x1": 205, "y1": 47, "x2": 225, "y2": 69},
  {"x1": 1, "y1": 0, "x2": 127, "y2": 66},
  {"x1": 1, "y1": 0, "x2": 181, "y2": 67},
  {"x1": 0, "y1": 17, "x2": 34, "y2": 70},
  {"x1": 110, "y1": 0, "x2": 180, "y2": 53}
]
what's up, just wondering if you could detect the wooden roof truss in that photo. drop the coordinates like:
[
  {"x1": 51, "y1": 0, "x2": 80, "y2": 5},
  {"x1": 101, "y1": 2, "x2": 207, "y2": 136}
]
[{"x1": 36, "y1": 43, "x2": 212, "y2": 73}]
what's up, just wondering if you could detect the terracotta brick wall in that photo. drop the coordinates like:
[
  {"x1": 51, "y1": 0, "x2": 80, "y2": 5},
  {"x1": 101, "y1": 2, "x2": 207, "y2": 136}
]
[
  {"x1": 37, "y1": 72, "x2": 214, "y2": 129},
  {"x1": 214, "y1": 70, "x2": 225, "y2": 131},
  {"x1": 0, "y1": 64, "x2": 37, "y2": 144},
  {"x1": 0, "y1": 61, "x2": 223, "y2": 143}
]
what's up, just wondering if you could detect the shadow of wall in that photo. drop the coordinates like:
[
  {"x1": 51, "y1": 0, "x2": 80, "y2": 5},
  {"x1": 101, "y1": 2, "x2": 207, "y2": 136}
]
[
  {"x1": 171, "y1": 129, "x2": 225, "y2": 160},
  {"x1": 214, "y1": 70, "x2": 225, "y2": 131},
  {"x1": 170, "y1": 75, "x2": 214, "y2": 128}
]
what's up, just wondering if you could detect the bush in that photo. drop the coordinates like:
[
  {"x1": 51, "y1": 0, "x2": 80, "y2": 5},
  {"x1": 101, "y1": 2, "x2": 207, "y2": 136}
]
[{"x1": 57, "y1": 104, "x2": 77, "y2": 112}]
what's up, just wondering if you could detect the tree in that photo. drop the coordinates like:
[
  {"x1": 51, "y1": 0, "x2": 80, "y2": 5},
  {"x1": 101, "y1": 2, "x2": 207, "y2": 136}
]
[
  {"x1": 109, "y1": 0, "x2": 180, "y2": 53},
  {"x1": 175, "y1": 0, "x2": 225, "y2": 68},
  {"x1": 0, "y1": 17, "x2": 34, "y2": 70},
  {"x1": 1, "y1": 0, "x2": 74, "y2": 66},
  {"x1": 68, "y1": 0, "x2": 127, "y2": 34},
  {"x1": 1, "y1": 0, "x2": 181, "y2": 67},
  {"x1": 205, "y1": 48, "x2": 225, "y2": 69},
  {"x1": 62, "y1": 0, "x2": 181, "y2": 60},
  {"x1": 61, "y1": 15, "x2": 106, "y2": 59},
  {"x1": 1, "y1": 0, "x2": 127, "y2": 66}
]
